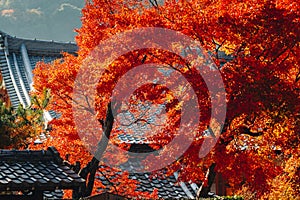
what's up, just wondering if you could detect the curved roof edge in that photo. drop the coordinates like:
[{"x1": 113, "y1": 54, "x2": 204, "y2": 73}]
[{"x1": 0, "y1": 30, "x2": 78, "y2": 56}]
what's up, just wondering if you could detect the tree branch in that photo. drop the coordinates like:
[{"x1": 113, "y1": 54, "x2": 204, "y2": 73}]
[
  {"x1": 197, "y1": 163, "x2": 217, "y2": 198},
  {"x1": 74, "y1": 102, "x2": 115, "y2": 198}
]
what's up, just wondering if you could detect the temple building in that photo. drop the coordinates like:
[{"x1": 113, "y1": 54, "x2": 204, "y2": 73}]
[
  {"x1": 0, "y1": 30, "x2": 76, "y2": 115},
  {"x1": 0, "y1": 30, "x2": 228, "y2": 199}
]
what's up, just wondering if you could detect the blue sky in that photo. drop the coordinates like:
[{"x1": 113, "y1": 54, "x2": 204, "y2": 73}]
[{"x1": 0, "y1": 0, "x2": 84, "y2": 42}]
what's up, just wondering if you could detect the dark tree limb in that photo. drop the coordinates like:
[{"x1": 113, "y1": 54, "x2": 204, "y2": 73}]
[
  {"x1": 73, "y1": 102, "x2": 115, "y2": 199},
  {"x1": 197, "y1": 163, "x2": 217, "y2": 198}
]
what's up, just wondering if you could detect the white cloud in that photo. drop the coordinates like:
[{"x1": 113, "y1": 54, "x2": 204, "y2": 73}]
[
  {"x1": 0, "y1": 0, "x2": 12, "y2": 8},
  {"x1": 57, "y1": 3, "x2": 81, "y2": 12},
  {"x1": 26, "y1": 7, "x2": 42, "y2": 16},
  {"x1": 1, "y1": 9, "x2": 14, "y2": 17}
]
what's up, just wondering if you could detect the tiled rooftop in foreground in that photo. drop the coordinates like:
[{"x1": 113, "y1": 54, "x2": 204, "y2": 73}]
[{"x1": 0, "y1": 147, "x2": 85, "y2": 199}]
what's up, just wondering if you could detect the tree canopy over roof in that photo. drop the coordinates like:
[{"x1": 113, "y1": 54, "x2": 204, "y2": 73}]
[{"x1": 32, "y1": 0, "x2": 299, "y2": 199}]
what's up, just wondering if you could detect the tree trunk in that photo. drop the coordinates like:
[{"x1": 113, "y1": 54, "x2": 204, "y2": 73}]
[
  {"x1": 197, "y1": 163, "x2": 217, "y2": 198},
  {"x1": 73, "y1": 102, "x2": 115, "y2": 199}
]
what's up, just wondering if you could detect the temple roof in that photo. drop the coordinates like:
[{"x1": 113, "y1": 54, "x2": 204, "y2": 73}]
[
  {"x1": 0, "y1": 147, "x2": 85, "y2": 192},
  {"x1": 97, "y1": 164, "x2": 199, "y2": 199},
  {"x1": 0, "y1": 30, "x2": 77, "y2": 113},
  {"x1": 0, "y1": 30, "x2": 77, "y2": 56}
]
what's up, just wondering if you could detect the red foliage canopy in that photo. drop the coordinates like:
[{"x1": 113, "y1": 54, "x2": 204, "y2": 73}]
[{"x1": 31, "y1": 0, "x2": 299, "y2": 198}]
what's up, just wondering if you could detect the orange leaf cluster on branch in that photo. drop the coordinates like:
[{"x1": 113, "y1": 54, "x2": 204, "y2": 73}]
[{"x1": 32, "y1": 0, "x2": 299, "y2": 198}]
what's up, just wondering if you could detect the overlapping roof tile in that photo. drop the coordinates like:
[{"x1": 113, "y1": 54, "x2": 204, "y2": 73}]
[{"x1": 0, "y1": 147, "x2": 85, "y2": 198}]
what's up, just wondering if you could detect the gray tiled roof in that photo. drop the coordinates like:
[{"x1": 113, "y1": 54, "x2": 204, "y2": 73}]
[
  {"x1": 0, "y1": 30, "x2": 76, "y2": 110},
  {"x1": 133, "y1": 173, "x2": 197, "y2": 199},
  {"x1": 103, "y1": 106, "x2": 213, "y2": 199},
  {"x1": 0, "y1": 147, "x2": 85, "y2": 198},
  {"x1": 43, "y1": 190, "x2": 64, "y2": 199},
  {"x1": 117, "y1": 129, "x2": 212, "y2": 145},
  {"x1": 118, "y1": 134, "x2": 149, "y2": 144},
  {"x1": 99, "y1": 148, "x2": 199, "y2": 199},
  {"x1": 1, "y1": 31, "x2": 77, "y2": 56},
  {"x1": 97, "y1": 164, "x2": 198, "y2": 199}
]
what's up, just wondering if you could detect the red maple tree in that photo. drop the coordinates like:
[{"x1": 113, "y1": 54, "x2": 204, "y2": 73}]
[{"x1": 31, "y1": 0, "x2": 299, "y2": 199}]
